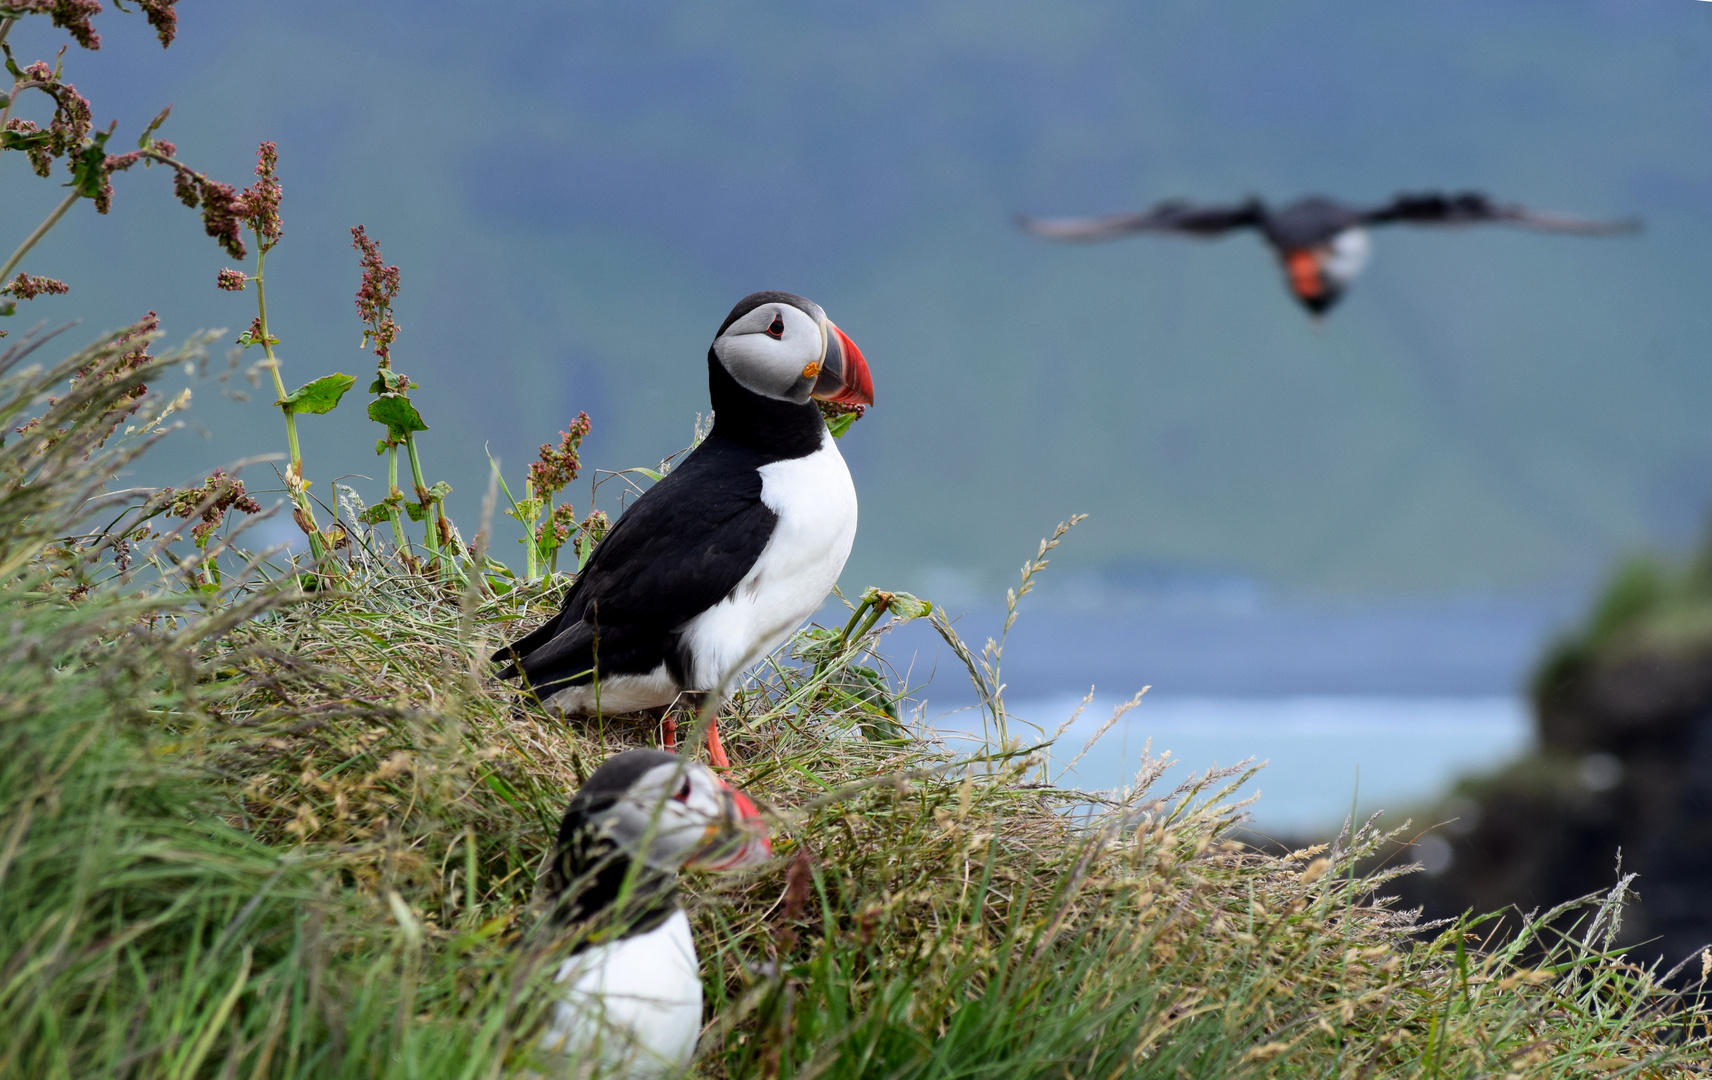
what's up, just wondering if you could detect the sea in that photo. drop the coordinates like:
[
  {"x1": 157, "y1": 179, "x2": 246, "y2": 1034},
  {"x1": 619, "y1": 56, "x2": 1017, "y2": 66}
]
[{"x1": 876, "y1": 577, "x2": 1579, "y2": 835}]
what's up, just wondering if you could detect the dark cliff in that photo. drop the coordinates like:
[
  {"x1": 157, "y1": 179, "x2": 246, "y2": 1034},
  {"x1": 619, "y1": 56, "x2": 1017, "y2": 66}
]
[{"x1": 1372, "y1": 551, "x2": 1712, "y2": 975}]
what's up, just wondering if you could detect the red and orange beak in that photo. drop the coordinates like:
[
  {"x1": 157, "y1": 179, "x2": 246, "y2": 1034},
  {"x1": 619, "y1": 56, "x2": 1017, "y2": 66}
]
[
  {"x1": 684, "y1": 780, "x2": 772, "y2": 872},
  {"x1": 810, "y1": 320, "x2": 874, "y2": 407}
]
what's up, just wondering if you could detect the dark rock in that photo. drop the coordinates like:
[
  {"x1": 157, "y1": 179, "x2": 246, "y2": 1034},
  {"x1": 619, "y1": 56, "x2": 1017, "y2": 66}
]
[{"x1": 1353, "y1": 556, "x2": 1712, "y2": 978}]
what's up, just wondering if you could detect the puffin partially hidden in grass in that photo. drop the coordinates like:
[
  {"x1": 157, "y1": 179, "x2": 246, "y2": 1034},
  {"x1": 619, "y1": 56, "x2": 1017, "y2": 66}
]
[
  {"x1": 534, "y1": 749, "x2": 771, "y2": 1077},
  {"x1": 1018, "y1": 191, "x2": 1639, "y2": 316},
  {"x1": 494, "y1": 291, "x2": 873, "y2": 767}
]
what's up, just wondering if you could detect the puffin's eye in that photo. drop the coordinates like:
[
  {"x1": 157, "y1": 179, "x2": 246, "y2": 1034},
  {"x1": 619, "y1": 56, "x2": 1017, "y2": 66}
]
[
  {"x1": 766, "y1": 314, "x2": 785, "y2": 339},
  {"x1": 672, "y1": 778, "x2": 692, "y2": 803}
]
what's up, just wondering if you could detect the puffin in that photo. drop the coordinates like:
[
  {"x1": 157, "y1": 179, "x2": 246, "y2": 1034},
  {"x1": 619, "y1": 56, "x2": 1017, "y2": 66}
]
[
  {"x1": 534, "y1": 749, "x2": 772, "y2": 1078},
  {"x1": 494, "y1": 291, "x2": 874, "y2": 767},
  {"x1": 1018, "y1": 191, "x2": 1639, "y2": 316}
]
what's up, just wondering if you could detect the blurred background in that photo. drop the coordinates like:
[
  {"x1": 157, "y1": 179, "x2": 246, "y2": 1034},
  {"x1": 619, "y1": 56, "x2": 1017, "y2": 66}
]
[{"x1": 8, "y1": 2, "x2": 1712, "y2": 920}]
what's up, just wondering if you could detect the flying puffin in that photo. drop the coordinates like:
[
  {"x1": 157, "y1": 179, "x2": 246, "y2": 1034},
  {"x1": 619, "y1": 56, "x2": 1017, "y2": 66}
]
[
  {"x1": 534, "y1": 749, "x2": 772, "y2": 1078},
  {"x1": 1018, "y1": 191, "x2": 1639, "y2": 316},
  {"x1": 493, "y1": 291, "x2": 874, "y2": 767}
]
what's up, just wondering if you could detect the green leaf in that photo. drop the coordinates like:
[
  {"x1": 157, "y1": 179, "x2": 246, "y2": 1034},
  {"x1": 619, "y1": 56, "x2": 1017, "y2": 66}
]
[
  {"x1": 277, "y1": 373, "x2": 357, "y2": 415},
  {"x1": 368, "y1": 370, "x2": 416, "y2": 394},
  {"x1": 882, "y1": 591, "x2": 932, "y2": 621},
  {"x1": 375, "y1": 439, "x2": 389, "y2": 456},
  {"x1": 404, "y1": 501, "x2": 426, "y2": 522},
  {"x1": 0, "y1": 128, "x2": 48, "y2": 152},
  {"x1": 71, "y1": 138, "x2": 110, "y2": 200},
  {"x1": 426, "y1": 480, "x2": 452, "y2": 501},
  {"x1": 236, "y1": 328, "x2": 279, "y2": 350},
  {"x1": 368, "y1": 393, "x2": 428, "y2": 439},
  {"x1": 357, "y1": 504, "x2": 395, "y2": 525},
  {"x1": 826, "y1": 410, "x2": 859, "y2": 439}
]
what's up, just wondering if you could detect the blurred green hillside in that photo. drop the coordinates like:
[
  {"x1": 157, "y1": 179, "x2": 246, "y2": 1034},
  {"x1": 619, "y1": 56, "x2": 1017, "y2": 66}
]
[{"x1": 7, "y1": 0, "x2": 1712, "y2": 597}]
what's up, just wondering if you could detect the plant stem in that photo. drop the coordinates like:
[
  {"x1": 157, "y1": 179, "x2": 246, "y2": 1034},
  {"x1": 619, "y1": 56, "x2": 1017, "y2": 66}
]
[
  {"x1": 402, "y1": 430, "x2": 439, "y2": 566},
  {"x1": 544, "y1": 493, "x2": 558, "y2": 575},
  {"x1": 254, "y1": 240, "x2": 326, "y2": 562},
  {"x1": 0, "y1": 188, "x2": 80, "y2": 285},
  {"x1": 522, "y1": 478, "x2": 538, "y2": 581},
  {"x1": 385, "y1": 443, "x2": 407, "y2": 552}
]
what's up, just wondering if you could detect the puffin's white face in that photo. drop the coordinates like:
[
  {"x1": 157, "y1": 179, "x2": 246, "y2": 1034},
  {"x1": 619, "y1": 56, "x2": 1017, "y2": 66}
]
[
  {"x1": 1320, "y1": 227, "x2": 1372, "y2": 286},
  {"x1": 712, "y1": 300, "x2": 829, "y2": 403},
  {"x1": 597, "y1": 758, "x2": 772, "y2": 872}
]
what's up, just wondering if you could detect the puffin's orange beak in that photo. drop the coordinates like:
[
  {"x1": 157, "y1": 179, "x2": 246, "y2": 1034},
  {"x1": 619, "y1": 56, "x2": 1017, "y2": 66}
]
[
  {"x1": 684, "y1": 780, "x2": 772, "y2": 871},
  {"x1": 810, "y1": 321, "x2": 874, "y2": 407}
]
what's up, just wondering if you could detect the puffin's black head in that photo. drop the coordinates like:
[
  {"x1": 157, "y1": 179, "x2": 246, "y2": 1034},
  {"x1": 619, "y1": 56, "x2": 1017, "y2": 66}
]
[
  {"x1": 544, "y1": 749, "x2": 771, "y2": 906},
  {"x1": 711, "y1": 291, "x2": 873, "y2": 407}
]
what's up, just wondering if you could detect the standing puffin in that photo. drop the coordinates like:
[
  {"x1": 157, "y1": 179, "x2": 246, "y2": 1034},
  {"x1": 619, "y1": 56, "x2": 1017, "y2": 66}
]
[
  {"x1": 1018, "y1": 191, "x2": 1639, "y2": 316},
  {"x1": 534, "y1": 749, "x2": 772, "y2": 1078},
  {"x1": 494, "y1": 291, "x2": 874, "y2": 767}
]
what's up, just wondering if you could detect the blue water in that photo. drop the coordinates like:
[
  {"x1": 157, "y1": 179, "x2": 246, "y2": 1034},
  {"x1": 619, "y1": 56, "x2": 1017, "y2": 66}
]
[{"x1": 931, "y1": 694, "x2": 1532, "y2": 833}]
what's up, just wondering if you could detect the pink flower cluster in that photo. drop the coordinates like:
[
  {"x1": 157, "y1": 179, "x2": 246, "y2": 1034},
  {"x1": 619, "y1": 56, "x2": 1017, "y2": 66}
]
[
  {"x1": 351, "y1": 225, "x2": 401, "y2": 364},
  {"x1": 5, "y1": 1, "x2": 180, "y2": 53},
  {"x1": 172, "y1": 142, "x2": 284, "y2": 261},
  {"x1": 164, "y1": 467, "x2": 263, "y2": 543},
  {"x1": 2, "y1": 274, "x2": 71, "y2": 300},
  {"x1": 172, "y1": 168, "x2": 248, "y2": 259},
  {"x1": 12, "y1": 0, "x2": 103, "y2": 50},
  {"x1": 246, "y1": 141, "x2": 282, "y2": 250},
  {"x1": 10, "y1": 61, "x2": 93, "y2": 179},
  {"x1": 216, "y1": 268, "x2": 248, "y2": 292},
  {"x1": 528, "y1": 412, "x2": 592, "y2": 497}
]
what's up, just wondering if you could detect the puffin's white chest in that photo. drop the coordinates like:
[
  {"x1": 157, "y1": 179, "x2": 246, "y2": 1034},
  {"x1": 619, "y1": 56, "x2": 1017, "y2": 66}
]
[
  {"x1": 680, "y1": 433, "x2": 858, "y2": 689},
  {"x1": 538, "y1": 909, "x2": 702, "y2": 1078}
]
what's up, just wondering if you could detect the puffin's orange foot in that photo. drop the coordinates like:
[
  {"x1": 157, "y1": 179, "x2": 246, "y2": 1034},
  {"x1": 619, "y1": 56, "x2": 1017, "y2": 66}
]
[
  {"x1": 662, "y1": 716, "x2": 677, "y2": 752},
  {"x1": 705, "y1": 717, "x2": 731, "y2": 769}
]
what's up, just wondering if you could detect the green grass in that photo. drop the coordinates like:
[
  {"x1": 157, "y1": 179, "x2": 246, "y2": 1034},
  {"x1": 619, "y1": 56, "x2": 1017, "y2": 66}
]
[{"x1": 3, "y1": 326, "x2": 1710, "y2": 1080}]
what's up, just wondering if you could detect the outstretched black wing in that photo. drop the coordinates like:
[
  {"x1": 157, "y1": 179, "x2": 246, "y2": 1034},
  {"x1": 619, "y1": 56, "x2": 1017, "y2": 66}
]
[
  {"x1": 1361, "y1": 191, "x2": 1640, "y2": 235},
  {"x1": 1017, "y1": 198, "x2": 1264, "y2": 243},
  {"x1": 492, "y1": 435, "x2": 778, "y2": 697}
]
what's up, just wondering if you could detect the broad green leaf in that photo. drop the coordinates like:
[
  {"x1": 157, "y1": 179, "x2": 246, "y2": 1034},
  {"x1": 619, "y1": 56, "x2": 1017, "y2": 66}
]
[
  {"x1": 426, "y1": 480, "x2": 453, "y2": 501},
  {"x1": 826, "y1": 411, "x2": 859, "y2": 439},
  {"x1": 277, "y1": 373, "x2": 357, "y2": 414},
  {"x1": 404, "y1": 501, "x2": 426, "y2": 522},
  {"x1": 369, "y1": 393, "x2": 428, "y2": 439},
  {"x1": 357, "y1": 504, "x2": 394, "y2": 525}
]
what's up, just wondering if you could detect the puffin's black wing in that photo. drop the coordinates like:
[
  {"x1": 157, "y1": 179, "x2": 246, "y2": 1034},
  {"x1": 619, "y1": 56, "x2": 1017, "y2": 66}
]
[
  {"x1": 1017, "y1": 198, "x2": 1263, "y2": 243},
  {"x1": 1360, "y1": 191, "x2": 1640, "y2": 235},
  {"x1": 492, "y1": 435, "x2": 778, "y2": 696}
]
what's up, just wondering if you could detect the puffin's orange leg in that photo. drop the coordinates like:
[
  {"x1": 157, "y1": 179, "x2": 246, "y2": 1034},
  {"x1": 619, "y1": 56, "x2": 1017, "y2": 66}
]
[
  {"x1": 662, "y1": 716, "x2": 677, "y2": 752},
  {"x1": 705, "y1": 717, "x2": 731, "y2": 769}
]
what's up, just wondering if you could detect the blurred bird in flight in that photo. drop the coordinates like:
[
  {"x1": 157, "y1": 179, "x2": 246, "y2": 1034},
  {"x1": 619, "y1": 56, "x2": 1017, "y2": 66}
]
[{"x1": 1019, "y1": 191, "x2": 1639, "y2": 317}]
